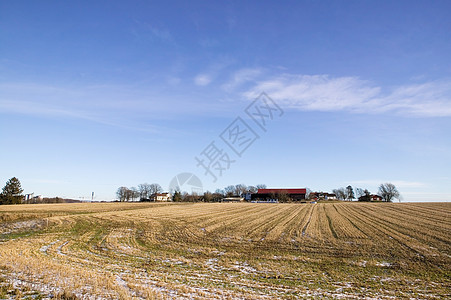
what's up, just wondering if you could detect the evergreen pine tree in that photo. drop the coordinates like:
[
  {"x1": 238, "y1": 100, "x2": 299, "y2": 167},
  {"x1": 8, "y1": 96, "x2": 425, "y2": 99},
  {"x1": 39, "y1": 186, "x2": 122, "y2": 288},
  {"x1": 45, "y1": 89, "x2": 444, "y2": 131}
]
[{"x1": 0, "y1": 177, "x2": 24, "y2": 205}]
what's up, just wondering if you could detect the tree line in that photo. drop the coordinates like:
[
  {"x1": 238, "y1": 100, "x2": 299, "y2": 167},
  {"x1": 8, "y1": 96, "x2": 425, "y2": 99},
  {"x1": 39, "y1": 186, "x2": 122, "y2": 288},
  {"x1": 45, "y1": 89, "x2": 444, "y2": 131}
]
[
  {"x1": 116, "y1": 183, "x2": 164, "y2": 202},
  {"x1": 116, "y1": 183, "x2": 268, "y2": 202},
  {"x1": 0, "y1": 176, "x2": 401, "y2": 205},
  {"x1": 331, "y1": 183, "x2": 400, "y2": 202}
]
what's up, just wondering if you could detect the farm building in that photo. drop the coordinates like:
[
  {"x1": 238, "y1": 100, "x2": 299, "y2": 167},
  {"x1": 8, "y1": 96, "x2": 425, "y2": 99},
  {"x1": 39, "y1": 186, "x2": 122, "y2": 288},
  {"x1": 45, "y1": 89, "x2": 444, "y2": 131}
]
[
  {"x1": 370, "y1": 194, "x2": 383, "y2": 201},
  {"x1": 251, "y1": 188, "x2": 307, "y2": 201},
  {"x1": 358, "y1": 194, "x2": 383, "y2": 202},
  {"x1": 23, "y1": 193, "x2": 43, "y2": 203},
  {"x1": 309, "y1": 192, "x2": 337, "y2": 201},
  {"x1": 150, "y1": 193, "x2": 172, "y2": 202}
]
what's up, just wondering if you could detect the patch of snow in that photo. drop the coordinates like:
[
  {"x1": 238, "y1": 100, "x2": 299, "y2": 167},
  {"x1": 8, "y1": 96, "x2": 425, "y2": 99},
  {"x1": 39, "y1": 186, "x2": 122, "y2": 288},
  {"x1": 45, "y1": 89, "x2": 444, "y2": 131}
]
[
  {"x1": 232, "y1": 262, "x2": 258, "y2": 274},
  {"x1": 56, "y1": 241, "x2": 69, "y2": 256},
  {"x1": 375, "y1": 261, "x2": 392, "y2": 267},
  {"x1": 116, "y1": 275, "x2": 128, "y2": 288},
  {"x1": 39, "y1": 240, "x2": 60, "y2": 254}
]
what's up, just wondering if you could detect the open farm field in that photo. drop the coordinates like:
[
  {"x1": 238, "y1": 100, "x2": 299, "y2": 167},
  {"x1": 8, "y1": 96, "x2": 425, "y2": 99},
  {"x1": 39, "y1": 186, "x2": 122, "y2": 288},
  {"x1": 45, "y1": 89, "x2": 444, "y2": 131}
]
[{"x1": 0, "y1": 202, "x2": 450, "y2": 299}]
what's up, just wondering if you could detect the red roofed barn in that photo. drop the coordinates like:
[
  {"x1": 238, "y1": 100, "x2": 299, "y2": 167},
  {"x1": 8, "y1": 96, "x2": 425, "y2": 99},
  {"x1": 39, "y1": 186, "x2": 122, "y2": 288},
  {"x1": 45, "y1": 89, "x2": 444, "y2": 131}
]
[{"x1": 251, "y1": 188, "x2": 307, "y2": 201}]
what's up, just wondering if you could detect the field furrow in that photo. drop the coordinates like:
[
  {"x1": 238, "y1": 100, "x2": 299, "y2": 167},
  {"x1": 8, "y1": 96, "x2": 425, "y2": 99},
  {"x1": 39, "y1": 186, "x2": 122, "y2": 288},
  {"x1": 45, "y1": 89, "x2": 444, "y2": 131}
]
[{"x1": 0, "y1": 202, "x2": 449, "y2": 299}]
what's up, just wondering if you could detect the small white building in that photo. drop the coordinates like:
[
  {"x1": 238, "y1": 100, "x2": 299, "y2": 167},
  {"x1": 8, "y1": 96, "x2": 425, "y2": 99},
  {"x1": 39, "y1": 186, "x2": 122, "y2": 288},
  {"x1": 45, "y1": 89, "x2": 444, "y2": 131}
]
[
  {"x1": 326, "y1": 193, "x2": 337, "y2": 200},
  {"x1": 23, "y1": 193, "x2": 43, "y2": 203},
  {"x1": 150, "y1": 193, "x2": 172, "y2": 202},
  {"x1": 24, "y1": 193, "x2": 34, "y2": 201}
]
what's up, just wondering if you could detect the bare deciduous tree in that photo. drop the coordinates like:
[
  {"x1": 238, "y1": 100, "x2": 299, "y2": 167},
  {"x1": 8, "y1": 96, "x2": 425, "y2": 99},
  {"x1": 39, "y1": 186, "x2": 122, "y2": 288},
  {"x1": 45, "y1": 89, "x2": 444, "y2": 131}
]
[
  {"x1": 269, "y1": 192, "x2": 276, "y2": 201},
  {"x1": 256, "y1": 184, "x2": 267, "y2": 190},
  {"x1": 235, "y1": 184, "x2": 247, "y2": 196},
  {"x1": 215, "y1": 189, "x2": 225, "y2": 196},
  {"x1": 130, "y1": 187, "x2": 139, "y2": 201},
  {"x1": 203, "y1": 191, "x2": 213, "y2": 202},
  {"x1": 116, "y1": 187, "x2": 129, "y2": 202},
  {"x1": 378, "y1": 183, "x2": 400, "y2": 202},
  {"x1": 212, "y1": 191, "x2": 224, "y2": 202},
  {"x1": 277, "y1": 190, "x2": 290, "y2": 202},
  {"x1": 138, "y1": 183, "x2": 152, "y2": 200},
  {"x1": 333, "y1": 188, "x2": 347, "y2": 201},
  {"x1": 247, "y1": 186, "x2": 258, "y2": 193},
  {"x1": 224, "y1": 185, "x2": 235, "y2": 197},
  {"x1": 355, "y1": 188, "x2": 365, "y2": 199},
  {"x1": 149, "y1": 183, "x2": 163, "y2": 195}
]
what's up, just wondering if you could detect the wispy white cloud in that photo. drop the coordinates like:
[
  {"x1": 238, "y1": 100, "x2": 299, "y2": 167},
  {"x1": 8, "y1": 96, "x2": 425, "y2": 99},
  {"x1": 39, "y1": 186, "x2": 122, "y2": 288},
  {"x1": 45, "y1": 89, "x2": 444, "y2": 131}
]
[
  {"x1": 0, "y1": 83, "x2": 168, "y2": 133},
  {"x1": 379, "y1": 81, "x2": 451, "y2": 117},
  {"x1": 0, "y1": 80, "x2": 234, "y2": 132},
  {"x1": 194, "y1": 74, "x2": 212, "y2": 86},
  {"x1": 222, "y1": 68, "x2": 263, "y2": 91},
  {"x1": 0, "y1": 97, "x2": 161, "y2": 133},
  {"x1": 244, "y1": 74, "x2": 451, "y2": 117},
  {"x1": 193, "y1": 57, "x2": 235, "y2": 87}
]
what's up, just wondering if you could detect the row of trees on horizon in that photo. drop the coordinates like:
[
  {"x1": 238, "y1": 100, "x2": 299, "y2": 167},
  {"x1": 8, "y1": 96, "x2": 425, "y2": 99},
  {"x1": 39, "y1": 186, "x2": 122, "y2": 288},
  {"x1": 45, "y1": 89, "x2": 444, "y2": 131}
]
[
  {"x1": 0, "y1": 177, "x2": 401, "y2": 205},
  {"x1": 331, "y1": 184, "x2": 401, "y2": 202},
  {"x1": 116, "y1": 183, "x2": 269, "y2": 202},
  {"x1": 116, "y1": 182, "x2": 401, "y2": 203}
]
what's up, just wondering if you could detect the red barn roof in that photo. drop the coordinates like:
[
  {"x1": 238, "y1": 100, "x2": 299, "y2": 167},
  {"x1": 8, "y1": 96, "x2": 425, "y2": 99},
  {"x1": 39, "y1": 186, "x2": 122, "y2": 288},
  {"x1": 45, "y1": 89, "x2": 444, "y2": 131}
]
[{"x1": 257, "y1": 188, "x2": 306, "y2": 194}]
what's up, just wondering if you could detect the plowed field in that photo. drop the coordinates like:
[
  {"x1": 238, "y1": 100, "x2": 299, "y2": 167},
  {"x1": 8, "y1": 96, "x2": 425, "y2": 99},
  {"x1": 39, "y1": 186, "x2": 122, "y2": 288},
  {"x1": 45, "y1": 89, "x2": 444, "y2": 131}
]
[{"x1": 0, "y1": 202, "x2": 449, "y2": 299}]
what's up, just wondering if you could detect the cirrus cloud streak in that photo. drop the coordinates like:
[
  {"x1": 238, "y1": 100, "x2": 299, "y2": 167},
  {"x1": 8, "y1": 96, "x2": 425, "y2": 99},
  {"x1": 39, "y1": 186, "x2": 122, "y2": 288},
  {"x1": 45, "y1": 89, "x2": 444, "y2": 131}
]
[{"x1": 244, "y1": 74, "x2": 451, "y2": 117}]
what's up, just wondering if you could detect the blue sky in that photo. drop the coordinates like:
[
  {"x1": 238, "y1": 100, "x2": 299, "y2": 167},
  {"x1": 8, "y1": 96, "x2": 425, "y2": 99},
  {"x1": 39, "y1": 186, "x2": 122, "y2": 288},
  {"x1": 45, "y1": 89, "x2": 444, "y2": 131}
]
[{"x1": 1, "y1": 0, "x2": 450, "y2": 201}]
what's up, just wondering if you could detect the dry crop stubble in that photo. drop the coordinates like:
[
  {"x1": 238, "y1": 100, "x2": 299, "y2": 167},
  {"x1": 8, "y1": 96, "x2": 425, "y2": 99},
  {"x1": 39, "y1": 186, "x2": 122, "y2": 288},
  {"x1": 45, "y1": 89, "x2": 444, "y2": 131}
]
[{"x1": 0, "y1": 202, "x2": 450, "y2": 299}]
